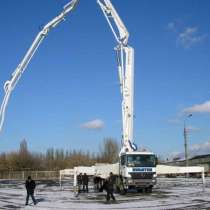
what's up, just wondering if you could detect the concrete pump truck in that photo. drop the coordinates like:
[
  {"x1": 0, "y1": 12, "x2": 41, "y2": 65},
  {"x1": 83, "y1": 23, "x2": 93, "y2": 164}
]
[
  {"x1": 0, "y1": 0, "x2": 157, "y2": 193},
  {"x1": 97, "y1": 0, "x2": 157, "y2": 193}
]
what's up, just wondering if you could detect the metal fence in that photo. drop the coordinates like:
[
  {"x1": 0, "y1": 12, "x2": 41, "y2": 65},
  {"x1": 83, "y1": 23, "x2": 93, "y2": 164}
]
[{"x1": 0, "y1": 170, "x2": 59, "y2": 180}]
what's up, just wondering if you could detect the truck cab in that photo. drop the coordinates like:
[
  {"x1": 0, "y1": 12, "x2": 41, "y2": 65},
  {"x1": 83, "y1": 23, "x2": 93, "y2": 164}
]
[{"x1": 119, "y1": 151, "x2": 157, "y2": 192}]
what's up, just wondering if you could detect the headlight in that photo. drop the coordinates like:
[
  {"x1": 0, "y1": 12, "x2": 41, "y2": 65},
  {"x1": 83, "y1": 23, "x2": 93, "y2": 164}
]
[{"x1": 153, "y1": 173, "x2": 157, "y2": 178}]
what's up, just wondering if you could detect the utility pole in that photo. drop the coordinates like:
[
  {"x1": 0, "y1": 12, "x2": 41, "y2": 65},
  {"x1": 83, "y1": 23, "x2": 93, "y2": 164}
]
[
  {"x1": 184, "y1": 114, "x2": 192, "y2": 168},
  {"x1": 184, "y1": 121, "x2": 188, "y2": 168}
]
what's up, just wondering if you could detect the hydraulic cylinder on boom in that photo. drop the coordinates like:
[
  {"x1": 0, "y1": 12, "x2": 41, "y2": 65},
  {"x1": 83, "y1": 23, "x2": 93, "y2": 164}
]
[{"x1": 0, "y1": 0, "x2": 79, "y2": 133}]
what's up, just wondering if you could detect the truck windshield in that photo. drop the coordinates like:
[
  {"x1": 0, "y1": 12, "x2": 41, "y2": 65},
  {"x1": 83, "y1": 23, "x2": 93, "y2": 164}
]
[{"x1": 127, "y1": 155, "x2": 156, "y2": 167}]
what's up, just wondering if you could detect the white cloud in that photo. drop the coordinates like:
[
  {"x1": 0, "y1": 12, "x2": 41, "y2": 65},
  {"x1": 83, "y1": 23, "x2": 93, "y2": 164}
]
[
  {"x1": 167, "y1": 21, "x2": 206, "y2": 48},
  {"x1": 177, "y1": 27, "x2": 206, "y2": 48},
  {"x1": 183, "y1": 101, "x2": 210, "y2": 114},
  {"x1": 166, "y1": 20, "x2": 182, "y2": 32},
  {"x1": 189, "y1": 140, "x2": 210, "y2": 156},
  {"x1": 167, "y1": 22, "x2": 176, "y2": 31},
  {"x1": 80, "y1": 119, "x2": 104, "y2": 130}
]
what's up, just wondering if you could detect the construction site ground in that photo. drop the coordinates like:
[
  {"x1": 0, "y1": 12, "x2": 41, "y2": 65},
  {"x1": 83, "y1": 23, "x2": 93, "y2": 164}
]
[{"x1": 0, "y1": 177, "x2": 210, "y2": 210}]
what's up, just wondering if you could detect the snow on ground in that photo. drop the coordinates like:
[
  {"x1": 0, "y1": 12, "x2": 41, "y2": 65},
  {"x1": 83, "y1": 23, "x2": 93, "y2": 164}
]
[{"x1": 0, "y1": 177, "x2": 210, "y2": 210}]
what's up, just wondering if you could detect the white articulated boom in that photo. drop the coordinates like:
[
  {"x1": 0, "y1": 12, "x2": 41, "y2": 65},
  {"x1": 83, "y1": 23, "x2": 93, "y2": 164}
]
[
  {"x1": 0, "y1": 0, "x2": 79, "y2": 133},
  {"x1": 97, "y1": 0, "x2": 136, "y2": 153},
  {"x1": 1, "y1": 0, "x2": 156, "y2": 192}
]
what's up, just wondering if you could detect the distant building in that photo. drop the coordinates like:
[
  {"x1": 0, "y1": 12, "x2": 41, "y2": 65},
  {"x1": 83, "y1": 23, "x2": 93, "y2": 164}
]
[{"x1": 164, "y1": 154, "x2": 210, "y2": 173}]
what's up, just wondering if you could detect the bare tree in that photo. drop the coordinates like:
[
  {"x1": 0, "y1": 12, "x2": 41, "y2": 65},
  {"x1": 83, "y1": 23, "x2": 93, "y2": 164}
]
[
  {"x1": 0, "y1": 153, "x2": 7, "y2": 170},
  {"x1": 99, "y1": 138, "x2": 119, "y2": 163},
  {"x1": 18, "y1": 139, "x2": 34, "y2": 169},
  {"x1": 0, "y1": 137, "x2": 121, "y2": 171}
]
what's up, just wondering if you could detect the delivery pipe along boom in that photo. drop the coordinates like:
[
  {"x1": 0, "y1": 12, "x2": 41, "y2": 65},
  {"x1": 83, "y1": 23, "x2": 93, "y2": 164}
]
[{"x1": 0, "y1": 0, "x2": 79, "y2": 133}]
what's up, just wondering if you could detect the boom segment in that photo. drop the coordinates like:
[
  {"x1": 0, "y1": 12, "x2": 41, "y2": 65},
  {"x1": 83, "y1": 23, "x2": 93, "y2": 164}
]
[
  {"x1": 0, "y1": 0, "x2": 79, "y2": 133},
  {"x1": 97, "y1": 0, "x2": 136, "y2": 153}
]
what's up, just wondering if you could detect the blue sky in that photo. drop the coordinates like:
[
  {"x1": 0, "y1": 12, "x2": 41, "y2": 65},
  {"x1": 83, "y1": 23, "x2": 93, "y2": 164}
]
[{"x1": 0, "y1": 0, "x2": 210, "y2": 158}]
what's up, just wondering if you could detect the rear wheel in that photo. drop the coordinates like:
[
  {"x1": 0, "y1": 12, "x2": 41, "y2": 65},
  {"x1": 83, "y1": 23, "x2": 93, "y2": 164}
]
[
  {"x1": 115, "y1": 177, "x2": 127, "y2": 195},
  {"x1": 137, "y1": 188, "x2": 143, "y2": 193},
  {"x1": 121, "y1": 188, "x2": 127, "y2": 195},
  {"x1": 145, "y1": 186, "x2": 153, "y2": 193}
]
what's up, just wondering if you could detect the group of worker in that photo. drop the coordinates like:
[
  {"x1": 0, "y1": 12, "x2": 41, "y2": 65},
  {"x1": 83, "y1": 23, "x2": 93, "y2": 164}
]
[
  {"x1": 25, "y1": 172, "x2": 116, "y2": 205},
  {"x1": 77, "y1": 173, "x2": 89, "y2": 193},
  {"x1": 77, "y1": 172, "x2": 116, "y2": 202}
]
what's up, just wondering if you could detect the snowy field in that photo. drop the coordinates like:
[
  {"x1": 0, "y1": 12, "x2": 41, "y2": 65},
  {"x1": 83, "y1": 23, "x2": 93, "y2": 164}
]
[{"x1": 0, "y1": 177, "x2": 210, "y2": 210}]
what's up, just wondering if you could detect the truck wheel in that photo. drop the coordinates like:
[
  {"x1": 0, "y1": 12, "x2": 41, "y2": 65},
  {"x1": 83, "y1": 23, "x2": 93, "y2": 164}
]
[
  {"x1": 137, "y1": 189, "x2": 143, "y2": 193},
  {"x1": 120, "y1": 188, "x2": 127, "y2": 195},
  {"x1": 145, "y1": 186, "x2": 153, "y2": 193}
]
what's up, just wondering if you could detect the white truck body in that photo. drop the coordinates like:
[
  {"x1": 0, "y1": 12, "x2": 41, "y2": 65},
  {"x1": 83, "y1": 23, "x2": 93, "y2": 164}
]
[{"x1": 119, "y1": 152, "x2": 157, "y2": 190}]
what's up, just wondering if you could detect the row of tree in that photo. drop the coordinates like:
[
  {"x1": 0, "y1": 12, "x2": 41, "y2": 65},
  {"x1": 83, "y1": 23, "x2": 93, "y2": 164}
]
[{"x1": 0, "y1": 138, "x2": 119, "y2": 171}]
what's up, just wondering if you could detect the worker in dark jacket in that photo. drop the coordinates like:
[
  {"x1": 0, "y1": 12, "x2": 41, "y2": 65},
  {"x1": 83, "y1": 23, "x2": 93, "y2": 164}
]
[
  {"x1": 25, "y1": 176, "x2": 36, "y2": 205},
  {"x1": 94, "y1": 176, "x2": 103, "y2": 192},
  {"x1": 104, "y1": 172, "x2": 116, "y2": 202},
  {"x1": 82, "y1": 173, "x2": 89, "y2": 192},
  {"x1": 77, "y1": 173, "x2": 83, "y2": 193}
]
